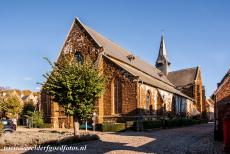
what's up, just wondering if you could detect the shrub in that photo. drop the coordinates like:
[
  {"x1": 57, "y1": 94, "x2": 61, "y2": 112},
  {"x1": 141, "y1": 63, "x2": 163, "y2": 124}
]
[
  {"x1": 200, "y1": 119, "x2": 208, "y2": 123},
  {"x1": 165, "y1": 118, "x2": 200, "y2": 128},
  {"x1": 21, "y1": 102, "x2": 35, "y2": 117},
  {"x1": 31, "y1": 111, "x2": 44, "y2": 128},
  {"x1": 165, "y1": 119, "x2": 181, "y2": 128},
  {"x1": 99, "y1": 122, "x2": 126, "y2": 132},
  {"x1": 142, "y1": 120, "x2": 162, "y2": 129}
]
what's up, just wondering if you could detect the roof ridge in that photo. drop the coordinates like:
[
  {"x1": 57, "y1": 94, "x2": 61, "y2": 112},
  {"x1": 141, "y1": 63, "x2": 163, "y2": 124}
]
[
  {"x1": 76, "y1": 17, "x2": 133, "y2": 56},
  {"x1": 169, "y1": 66, "x2": 198, "y2": 73}
]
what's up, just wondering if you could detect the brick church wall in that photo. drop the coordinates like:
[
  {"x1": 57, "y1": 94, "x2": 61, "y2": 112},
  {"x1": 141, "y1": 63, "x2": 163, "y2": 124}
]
[
  {"x1": 41, "y1": 20, "x2": 140, "y2": 127},
  {"x1": 139, "y1": 84, "x2": 158, "y2": 114},
  {"x1": 41, "y1": 20, "x2": 102, "y2": 128},
  {"x1": 102, "y1": 57, "x2": 138, "y2": 122},
  {"x1": 195, "y1": 69, "x2": 206, "y2": 114},
  {"x1": 177, "y1": 68, "x2": 205, "y2": 114},
  {"x1": 178, "y1": 85, "x2": 194, "y2": 99}
]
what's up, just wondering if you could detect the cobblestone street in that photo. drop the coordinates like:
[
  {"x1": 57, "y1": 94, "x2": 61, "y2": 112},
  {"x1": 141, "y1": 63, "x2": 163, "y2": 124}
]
[
  {"x1": 72, "y1": 123, "x2": 224, "y2": 154},
  {"x1": 2, "y1": 123, "x2": 225, "y2": 154}
]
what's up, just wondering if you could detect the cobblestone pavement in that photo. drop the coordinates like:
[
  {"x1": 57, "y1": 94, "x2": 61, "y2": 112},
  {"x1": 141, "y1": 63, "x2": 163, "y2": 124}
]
[
  {"x1": 70, "y1": 123, "x2": 225, "y2": 154},
  {"x1": 2, "y1": 123, "x2": 226, "y2": 154}
]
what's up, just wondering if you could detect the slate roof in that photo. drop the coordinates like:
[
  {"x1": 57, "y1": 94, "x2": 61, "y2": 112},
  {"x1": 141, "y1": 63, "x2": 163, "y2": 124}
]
[
  {"x1": 69, "y1": 18, "x2": 193, "y2": 100},
  {"x1": 105, "y1": 55, "x2": 193, "y2": 99},
  {"x1": 167, "y1": 67, "x2": 199, "y2": 87},
  {"x1": 76, "y1": 18, "x2": 173, "y2": 86}
]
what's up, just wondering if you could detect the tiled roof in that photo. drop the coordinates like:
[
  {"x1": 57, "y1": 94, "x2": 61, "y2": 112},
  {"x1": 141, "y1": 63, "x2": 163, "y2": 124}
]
[
  {"x1": 167, "y1": 67, "x2": 198, "y2": 87},
  {"x1": 214, "y1": 68, "x2": 230, "y2": 95},
  {"x1": 218, "y1": 68, "x2": 230, "y2": 88}
]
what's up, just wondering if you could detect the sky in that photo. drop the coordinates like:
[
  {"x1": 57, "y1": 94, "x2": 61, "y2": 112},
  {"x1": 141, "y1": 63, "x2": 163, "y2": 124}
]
[{"x1": 0, "y1": 0, "x2": 229, "y2": 96}]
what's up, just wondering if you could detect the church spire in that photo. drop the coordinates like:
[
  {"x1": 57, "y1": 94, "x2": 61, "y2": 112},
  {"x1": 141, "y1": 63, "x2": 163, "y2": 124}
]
[{"x1": 155, "y1": 35, "x2": 171, "y2": 75}]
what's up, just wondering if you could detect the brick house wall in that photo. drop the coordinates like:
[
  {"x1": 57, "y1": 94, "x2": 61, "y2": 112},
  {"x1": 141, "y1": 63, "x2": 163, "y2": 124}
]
[
  {"x1": 214, "y1": 73, "x2": 230, "y2": 140},
  {"x1": 216, "y1": 79, "x2": 230, "y2": 102}
]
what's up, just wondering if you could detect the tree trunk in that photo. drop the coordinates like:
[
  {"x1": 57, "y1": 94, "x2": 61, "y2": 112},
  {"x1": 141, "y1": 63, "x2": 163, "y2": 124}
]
[{"x1": 73, "y1": 113, "x2": 80, "y2": 137}]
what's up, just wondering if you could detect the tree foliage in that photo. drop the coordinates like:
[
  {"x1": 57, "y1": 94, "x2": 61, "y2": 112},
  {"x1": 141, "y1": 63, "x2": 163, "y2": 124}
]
[
  {"x1": 21, "y1": 101, "x2": 36, "y2": 117},
  {"x1": 31, "y1": 111, "x2": 44, "y2": 128},
  {"x1": 41, "y1": 57, "x2": 106, "y2": 122},
  {"x1": 0, "y1": 93, "x2": 23, "y2": 118}
]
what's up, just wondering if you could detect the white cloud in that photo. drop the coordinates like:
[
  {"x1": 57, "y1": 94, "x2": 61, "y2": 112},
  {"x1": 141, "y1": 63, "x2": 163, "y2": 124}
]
[
  {"x1": 24, "y1": 77, "x2": 32, "y2": 81},
  {"x1": 35, "y1": 86, "x2": 41, "y2": 90}
]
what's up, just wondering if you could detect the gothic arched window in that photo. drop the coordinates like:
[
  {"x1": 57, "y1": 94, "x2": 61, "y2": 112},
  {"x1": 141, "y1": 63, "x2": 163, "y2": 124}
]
[
  {"x1": 114, "y1": 78, "x2": 122, "y2": 114},
  {"x1": 75, "y1": 52, "x2": 83, "y2": 64},
  {"x1": 146, "y1": 90, "x2": 151, "y2": 111}
]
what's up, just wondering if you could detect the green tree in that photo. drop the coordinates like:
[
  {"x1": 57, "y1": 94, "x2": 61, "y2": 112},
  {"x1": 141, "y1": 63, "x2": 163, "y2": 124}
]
[
  {"x1": 0, "y1": 93, "x2": 22, "y2": 118},
  {"x1": 21, "y1": 101, "x2": 36, "y2": 117},
  {"x1": 31, "y1": 111, "x2": 44, "y2": 128},
  {"x1": 41, "y1": 57, "x2": 106, "y2": 136}
]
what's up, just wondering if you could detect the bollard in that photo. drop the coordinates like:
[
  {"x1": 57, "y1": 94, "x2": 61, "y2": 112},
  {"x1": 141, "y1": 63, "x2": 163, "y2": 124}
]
[{"x1": 224, "y1": 109, "x2": 230, "y2": 152}]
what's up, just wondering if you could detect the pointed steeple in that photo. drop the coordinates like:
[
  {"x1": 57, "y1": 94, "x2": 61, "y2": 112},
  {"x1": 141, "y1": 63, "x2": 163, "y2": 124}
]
[{"x1": 155, "y1": 35, "x2": 171, "y2": 75}]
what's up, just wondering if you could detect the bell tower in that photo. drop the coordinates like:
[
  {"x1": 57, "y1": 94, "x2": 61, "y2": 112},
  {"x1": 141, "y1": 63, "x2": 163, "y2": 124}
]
[{"x1": 155, "y1": 35, "x2": 171, "y2": 76}]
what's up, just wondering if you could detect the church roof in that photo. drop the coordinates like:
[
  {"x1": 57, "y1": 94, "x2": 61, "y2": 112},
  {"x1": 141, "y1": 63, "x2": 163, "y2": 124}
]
[
  {"x1": 105, "y1": 55, "x2": 193, "y2": 99},
  {"x1": 75, "y1": 18, "x2": 173, "y2": 87},
  {"x1": 71, "y1": 18, "x2": 193, "y2": 100},
  {"x1": 167, "y1": 67, "x2": 199, "y2": 87}
]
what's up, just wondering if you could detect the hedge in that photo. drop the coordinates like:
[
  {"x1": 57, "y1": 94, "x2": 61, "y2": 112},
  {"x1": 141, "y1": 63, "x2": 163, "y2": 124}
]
[
  {"x1": 95, "y1": 118, "x2": 207, "y2": 131},
  {"x1": 142, "y1": 120, "x2": 162, "y2": 129},
  {"x1": 165, "y1": 118, "x2": 200, "y2": 128},
  {"x1": 141, "y1": 118, "x2": 206, "y2": 130},
  {"x1": 97, "y1": 122, "x2": 126, "y2": 132}
]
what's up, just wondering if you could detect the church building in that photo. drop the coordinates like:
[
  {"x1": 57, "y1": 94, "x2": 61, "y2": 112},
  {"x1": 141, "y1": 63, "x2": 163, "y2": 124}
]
[
  {"x1": 41, "y1": 18, "x2": 204, "y2": 128},
  {"x1": 156, "y1": 36, "x2": 206, "y2": 116}
]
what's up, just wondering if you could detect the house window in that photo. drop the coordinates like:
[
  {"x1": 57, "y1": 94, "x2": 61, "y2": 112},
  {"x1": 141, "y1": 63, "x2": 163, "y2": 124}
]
[
  {"x1": 114, "y1": 78, "x2": 122, "y2": 114},
  {"x1": 146, "y1": 90, "x2": 151, "y2": 112},
  {"x1": 75, "y1": 52, "x2": 83, "y2": 64}
]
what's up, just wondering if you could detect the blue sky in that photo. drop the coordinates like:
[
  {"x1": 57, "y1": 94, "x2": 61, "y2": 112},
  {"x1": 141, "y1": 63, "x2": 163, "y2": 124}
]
[{"x1": 0, "y1": 0, "x2": 229, "y2": 96}]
